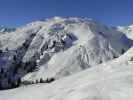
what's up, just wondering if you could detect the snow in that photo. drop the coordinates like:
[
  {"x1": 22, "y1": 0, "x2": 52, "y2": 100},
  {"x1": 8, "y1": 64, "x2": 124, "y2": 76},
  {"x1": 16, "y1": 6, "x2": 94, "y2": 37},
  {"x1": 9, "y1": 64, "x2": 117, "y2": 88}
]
[
  {"x1": 0, "y1": 47, "x2": 133, "y2": 100},
  {"x1": 117, "y1": 25, "x2": 133, "y2": 40},
  {"x1": 22, "y1": 17, "x2": 132, "y2": 82},
  {"x1": 0, "y1": 26, "x2": 15, "y2": 34},
  {"x1": 0, "y1": 17, "x2": 133, "y2": 89}
]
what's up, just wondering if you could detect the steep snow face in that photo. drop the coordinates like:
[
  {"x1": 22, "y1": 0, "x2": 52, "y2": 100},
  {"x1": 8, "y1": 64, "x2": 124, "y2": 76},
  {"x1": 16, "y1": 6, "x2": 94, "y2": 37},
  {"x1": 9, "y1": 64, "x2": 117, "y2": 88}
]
[
  {"x1": 1, "y1": 47, "x2": 133, "y2": 100},
  {"x1": 21, "y1": 17, "x2": 132, "y2": 82}
]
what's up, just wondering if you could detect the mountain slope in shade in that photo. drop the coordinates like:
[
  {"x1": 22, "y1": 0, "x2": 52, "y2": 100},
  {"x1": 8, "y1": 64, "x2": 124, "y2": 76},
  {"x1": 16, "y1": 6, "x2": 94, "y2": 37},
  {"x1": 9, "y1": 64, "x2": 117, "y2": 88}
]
[{"x1": 1, "y1": 47, "x2": 133, "y2": 100}]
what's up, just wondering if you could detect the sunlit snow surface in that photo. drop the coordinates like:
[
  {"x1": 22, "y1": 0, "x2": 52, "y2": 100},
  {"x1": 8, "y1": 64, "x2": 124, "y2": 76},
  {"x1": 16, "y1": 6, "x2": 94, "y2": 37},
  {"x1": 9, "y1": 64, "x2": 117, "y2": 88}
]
[
  {"x1": 18, "y1": 17, "x2": 132, "y2": 82},
  {"x1": 0, "y1": 47, "x2": 133, "y2": 100}
]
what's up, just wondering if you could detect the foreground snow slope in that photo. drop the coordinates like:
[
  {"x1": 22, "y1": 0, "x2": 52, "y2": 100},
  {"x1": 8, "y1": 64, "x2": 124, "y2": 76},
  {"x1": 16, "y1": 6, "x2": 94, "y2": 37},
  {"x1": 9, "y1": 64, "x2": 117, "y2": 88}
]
[{"x1": 1, "y1": 47, "x2": 133, "y2": 100}]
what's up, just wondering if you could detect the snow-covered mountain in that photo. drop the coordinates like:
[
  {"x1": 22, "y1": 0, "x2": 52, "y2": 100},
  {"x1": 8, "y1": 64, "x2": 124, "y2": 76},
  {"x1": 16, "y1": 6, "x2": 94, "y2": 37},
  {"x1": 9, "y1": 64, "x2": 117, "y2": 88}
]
[
  {"x1": 0, "y1": 26, "x2": 15, "y2": 34},
  {"x1": 116, "y1": 25, "x2": 133, "y2": 40},
  {"x1": 0, "y1": 17, "x2": 133, "y2": 89},
  {"x1": 1, "y1": 47, "x2": 133, "y2": 100},
  {"x1": 21, "y1": 17, "x2": 132, "y2": 82}
]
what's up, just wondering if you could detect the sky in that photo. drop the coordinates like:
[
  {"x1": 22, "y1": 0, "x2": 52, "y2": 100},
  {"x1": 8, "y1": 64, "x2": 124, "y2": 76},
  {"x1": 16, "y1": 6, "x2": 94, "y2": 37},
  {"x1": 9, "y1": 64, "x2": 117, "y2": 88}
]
[{"x1": 0, "y1": 0, "x2": 133, "y2": 27}]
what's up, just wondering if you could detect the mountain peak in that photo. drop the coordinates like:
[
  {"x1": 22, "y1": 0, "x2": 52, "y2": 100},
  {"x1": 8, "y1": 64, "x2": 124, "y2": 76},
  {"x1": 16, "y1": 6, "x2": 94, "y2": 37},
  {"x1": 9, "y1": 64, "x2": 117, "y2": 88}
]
[{"x1": 0, "y1": 17, "x2": 132, "y2": 89}]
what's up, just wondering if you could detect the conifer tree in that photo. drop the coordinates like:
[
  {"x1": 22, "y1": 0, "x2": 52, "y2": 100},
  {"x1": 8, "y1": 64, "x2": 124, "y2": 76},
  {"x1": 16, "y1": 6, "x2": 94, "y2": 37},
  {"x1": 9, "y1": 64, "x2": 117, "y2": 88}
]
[{"x1": 40, "y1": 78, "x2": 44, "y2": 83}]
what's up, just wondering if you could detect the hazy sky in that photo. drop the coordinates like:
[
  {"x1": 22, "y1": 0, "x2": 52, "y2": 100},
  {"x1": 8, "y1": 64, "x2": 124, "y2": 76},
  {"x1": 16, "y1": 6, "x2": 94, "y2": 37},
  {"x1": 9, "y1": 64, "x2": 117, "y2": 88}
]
[{"x1": 0, "y1": 0, "x2": 133, "y2": 27}]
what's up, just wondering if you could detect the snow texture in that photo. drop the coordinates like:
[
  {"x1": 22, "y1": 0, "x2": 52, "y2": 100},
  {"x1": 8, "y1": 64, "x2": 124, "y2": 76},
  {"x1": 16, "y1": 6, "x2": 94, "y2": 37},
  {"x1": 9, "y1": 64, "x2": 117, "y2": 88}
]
[{"x1": 0, "y1": 47, "x2": 133, "y2": 100}]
